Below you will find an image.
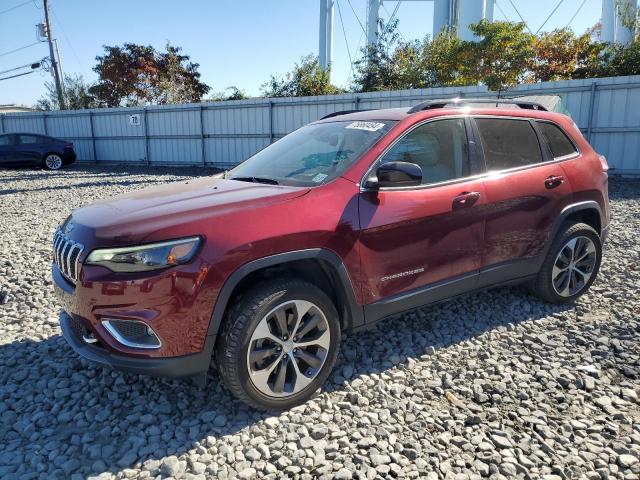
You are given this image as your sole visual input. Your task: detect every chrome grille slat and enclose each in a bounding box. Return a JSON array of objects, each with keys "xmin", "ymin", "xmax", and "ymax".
[{"xmin": 52, "ymin": 229, "xmax": 84, "ymax": 284}]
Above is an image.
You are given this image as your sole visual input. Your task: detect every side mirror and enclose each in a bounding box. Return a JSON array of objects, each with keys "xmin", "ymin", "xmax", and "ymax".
[{"xmin": 365, "ymin": 161, "xmax": 422, "ymax": 189}]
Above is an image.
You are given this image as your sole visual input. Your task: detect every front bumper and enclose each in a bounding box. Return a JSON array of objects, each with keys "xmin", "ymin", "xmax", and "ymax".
[{"xmin": 60, "ymin": 310, "xmax": 214, "ymax": 378}]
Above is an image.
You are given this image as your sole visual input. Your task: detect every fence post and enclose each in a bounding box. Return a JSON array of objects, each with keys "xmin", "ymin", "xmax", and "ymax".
[
  {"xmin": 269, "ymin": 101, "xmax": 274, "ymax": 143},
  {"xmin": 143, "ymin": 107, "xmax": 150, "ymax": 165},
  {"xmin": 89, "ymin": 111, "xmax": 97, "ymax": 163},
  {"xmin": 200, "ymin": 104, "xmax": 206, "ymax": 167},
  {"xmin": 0, "ymin": 114, "xmax": 4, "ymax": 133},
  {"xmin": 354, "ymin": 96, "xmax": 360, "ymax": 110},
  {"xmin": 586, "ymin": 81, "xmax": 597, "ymax": 142},
  {"xmin": 43, "ymin": 113, "xmax": 48, "ymax": 135}
]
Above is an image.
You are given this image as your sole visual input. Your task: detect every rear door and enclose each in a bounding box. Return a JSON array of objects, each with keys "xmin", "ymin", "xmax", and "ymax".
[
  {"xmin": 13, "ymin": 134, "xmax": 44, "ymax": 165},
  {"xmin": 357, "ymin": 117, "xmax": 486, "ymax": 314},
  {"xmin": 474, "ymin": 116, "xmax": 572, "ymax": 286}
]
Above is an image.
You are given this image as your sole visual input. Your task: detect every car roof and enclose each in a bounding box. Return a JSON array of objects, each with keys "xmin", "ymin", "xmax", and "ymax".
[{"xmin": 314, "ymin": 97, "xmax": 565, "ymax": 124}]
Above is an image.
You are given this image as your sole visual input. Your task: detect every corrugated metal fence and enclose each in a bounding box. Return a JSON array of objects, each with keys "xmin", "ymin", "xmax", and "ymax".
[{"xmin": 1, "ymin": 75, "xmax": 639, "ymax": 173}]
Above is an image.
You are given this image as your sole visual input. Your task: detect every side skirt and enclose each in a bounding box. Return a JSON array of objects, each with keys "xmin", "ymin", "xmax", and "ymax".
[{"xmin": 360, "ymin": 257, "xmax": 541, "ymax": 328}]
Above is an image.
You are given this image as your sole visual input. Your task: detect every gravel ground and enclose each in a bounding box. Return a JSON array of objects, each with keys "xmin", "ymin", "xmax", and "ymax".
[{"xmin": 0, "ymin": 165, "xmax": 639, "ymax": 480}]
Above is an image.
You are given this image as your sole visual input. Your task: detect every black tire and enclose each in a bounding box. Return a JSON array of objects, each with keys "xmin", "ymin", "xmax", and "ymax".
[
  {"xmin": 216, "ymin": 279, "xmax": 341, "ymax": 410},
  {"xmin": 42, "ymin": 153, "xmax": 63, "ymax": 170},
  {"xmin": 533, "ymin": 222, "xmax": 602, "ymax": 304}
]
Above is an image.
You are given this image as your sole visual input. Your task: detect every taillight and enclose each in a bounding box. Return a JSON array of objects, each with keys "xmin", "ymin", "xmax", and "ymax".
[{"xmin": 598, "ymin": 154, "xmax": 609, "ymax": 172}]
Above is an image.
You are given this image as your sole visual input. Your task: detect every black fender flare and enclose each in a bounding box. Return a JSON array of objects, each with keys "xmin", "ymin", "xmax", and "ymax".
[
  {"xmin": 542, "ymin": 200, "xmax": 603, "ymax": 259},
  {"xmin": 204, "ymin": 248, "xmax": 364, "ymax": 343}
]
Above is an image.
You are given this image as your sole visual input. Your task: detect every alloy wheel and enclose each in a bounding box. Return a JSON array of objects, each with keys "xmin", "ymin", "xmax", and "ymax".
[
  {"xmin": 247, "ymin": 299, "xmax": 331, "ymax": 398},
  {"xmin": 552, "ymin": 235, "xmax": 597, "ymax": 297},
  {"xmin": 45, "ymin": 154, "xmax": 63, "ymax": 170}
]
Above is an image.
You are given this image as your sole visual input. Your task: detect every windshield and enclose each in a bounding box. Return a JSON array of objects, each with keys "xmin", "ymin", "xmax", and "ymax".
[{"xmin": 229, "ymin": 120, "xmax": 396, "ymax": 186}]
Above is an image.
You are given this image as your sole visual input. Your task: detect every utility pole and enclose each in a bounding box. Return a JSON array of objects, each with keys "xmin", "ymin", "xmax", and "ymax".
[{"xmin": 43, "ymin": 0, "xmax": 65, "ymax": 109}]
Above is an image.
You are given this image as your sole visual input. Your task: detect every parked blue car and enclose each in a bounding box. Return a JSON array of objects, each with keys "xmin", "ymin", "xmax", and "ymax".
[{"xmin": 0, "ymin": 133, "xmax": 76, "ymax": 170}]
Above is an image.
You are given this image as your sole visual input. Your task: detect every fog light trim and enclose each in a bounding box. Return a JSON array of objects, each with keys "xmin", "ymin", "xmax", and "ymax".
[{"xmin": 102, "ymin": 319, "xmax": 162, "ymax": 349}]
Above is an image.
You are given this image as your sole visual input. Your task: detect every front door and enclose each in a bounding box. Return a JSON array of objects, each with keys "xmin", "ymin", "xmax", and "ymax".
[
  {"xmin": 357, "ymin": 118, "xmax": 486, "ymax": 320},
  {"xmin": 0, "ymin": 134, "xmax": 15, "ymax": 164},
  {"xmin": 473, "ymin": 116, "xmax": 573, "ymax": 286}
]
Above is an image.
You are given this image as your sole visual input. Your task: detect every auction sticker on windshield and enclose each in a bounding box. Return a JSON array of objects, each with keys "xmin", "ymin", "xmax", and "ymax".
[{"xmin": 345, "ymin": 121, "xmax": 386, "ymax": 132}]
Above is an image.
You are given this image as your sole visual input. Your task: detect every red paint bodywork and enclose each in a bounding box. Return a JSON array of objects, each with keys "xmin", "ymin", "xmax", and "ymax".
[{"xmin": 54, "ymin": 107, "xmax": 609, "ymax": 360}]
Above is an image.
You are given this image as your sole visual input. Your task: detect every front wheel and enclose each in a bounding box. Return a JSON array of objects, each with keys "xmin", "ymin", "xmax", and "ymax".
[
  {"xmin": 216, "ymin": 279, "xmax": 341, "ymax": 410},
  {"xmin": 533, "ymin": 222, "xmax": 602, "ymax": 304},
  {"xmin": 43, "ymin": 154, "xmax": 63, "ymax": 170}
]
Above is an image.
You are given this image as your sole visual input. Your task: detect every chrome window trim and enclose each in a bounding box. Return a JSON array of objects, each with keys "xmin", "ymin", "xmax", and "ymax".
[
  {"xmin": 359, "ymin": 115, "xmax": 473, "ymax": 192},
  {"xmin": 533, "ymin": 119, "xmax": 582, "ymax": 160},
  {"xmin": 102, "ymin": 319, "xmax": 162, "ymax": 350}
]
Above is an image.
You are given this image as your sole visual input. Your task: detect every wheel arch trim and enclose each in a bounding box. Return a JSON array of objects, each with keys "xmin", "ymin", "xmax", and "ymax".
[
  {"xmin": 544, "ymin": 201, "xmax": 603, "ymax": 258},
  {"xmin": 205, "ymin": 248, "xmax": 364, "ymax": 341}
]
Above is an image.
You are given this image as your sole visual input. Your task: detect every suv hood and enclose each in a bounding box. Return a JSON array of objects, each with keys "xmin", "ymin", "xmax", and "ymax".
[{"xmin": 70, "ymin": 177, "xmax": 310, "ymax": 241}]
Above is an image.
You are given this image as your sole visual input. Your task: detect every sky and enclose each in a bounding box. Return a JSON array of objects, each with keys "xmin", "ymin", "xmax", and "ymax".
[{"xmin": 0, "ymin": 0, "xmax": 603, "ymax": 107}]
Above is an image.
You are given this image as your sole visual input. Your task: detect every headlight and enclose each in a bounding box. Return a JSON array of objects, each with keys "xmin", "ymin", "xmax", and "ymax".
[{"xmin": 85, "ymin": 237, "xmax": 201, "ymax": 273}]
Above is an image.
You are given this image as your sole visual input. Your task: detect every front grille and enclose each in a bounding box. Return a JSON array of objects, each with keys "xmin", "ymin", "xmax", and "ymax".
[{"xmin": 53, "ymin": 229, "xmax": 84, "ymax": 283}]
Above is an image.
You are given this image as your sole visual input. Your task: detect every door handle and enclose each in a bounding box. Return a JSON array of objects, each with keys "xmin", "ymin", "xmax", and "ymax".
[
  {"xmin": 452, "ymin": 191, "xmax": 481, "ymax": 209},
  {"xmin": 544, "ymin": 175, "xmax": 565, "ymax": 189}
]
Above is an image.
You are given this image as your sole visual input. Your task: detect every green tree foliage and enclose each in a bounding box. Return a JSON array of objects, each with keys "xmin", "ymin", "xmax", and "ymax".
[
  {"xmin": 36, "ymin": 74, "xmax": 96, "ymax": 111},
  {"xmin": 598, "ymin": 40, "xmax": 640, "ymax": 76},
  {"xmin": 351, "ymin": 19, "xmax": 403, "ymax": 91},
  {"xmin": 528, "ymin": 29, "xmax": 601, "ymax": 81},
  {"xmin": 89, "ymin": 43, "xmax": 209, "ymax": 107},
  {"xmin": 209, "ymin": 86, "xmax": 248, "ymax": 102},
  {"xmin": 467, "ymin": 20, "xmax": 534, "ymax": 91},
  {"xmin": 261, "ymin": 55, "xmax": 343, "ymax": 97}
]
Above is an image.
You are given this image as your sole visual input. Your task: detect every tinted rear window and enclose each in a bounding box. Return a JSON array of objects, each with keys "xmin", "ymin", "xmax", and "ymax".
[
  {"xmin": 536, "ymin": 121, "xmax": 577, "ymax": 158},
  {"xmin": 476, "ymin": 118, "xmax": 543, "ymax": 171}
]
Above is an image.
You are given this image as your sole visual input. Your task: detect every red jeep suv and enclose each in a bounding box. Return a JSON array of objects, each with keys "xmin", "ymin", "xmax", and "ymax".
[{"xmin": 53, "ymin": 98, "xmax": 609, "ymax": 410}]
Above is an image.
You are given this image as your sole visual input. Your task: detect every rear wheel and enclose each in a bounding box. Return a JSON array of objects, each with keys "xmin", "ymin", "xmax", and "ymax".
[
  {"xmin": 43, "ymin": 153, "xmax": 63, "ymax": 170},
  {"xmin": 216, "ymin": 279, "xmax": 341, "ymax": 410},
  {"xmin": 533, "ymin": 222, "xmax": 602, "ymax": 304}
]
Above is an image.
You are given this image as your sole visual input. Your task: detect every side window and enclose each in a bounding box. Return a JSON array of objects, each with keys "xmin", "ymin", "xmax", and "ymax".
[
  {"xmin": 536, "ymin": 121, "xmax": 577, "ymax": 158},
  {"xmin": 380, "ymin": 118, "xmax": 469, "ymax": 184},
  {"xmin": 475, "ymin": 118, "xmax": 543, "ymax": 171},
  {"xmin": 18, "ymin": 135, "xmax": 39, "ymax": 145},
  {"xmin": 0, "ymin": 135, "xmax": 11, "ymax": 146}
]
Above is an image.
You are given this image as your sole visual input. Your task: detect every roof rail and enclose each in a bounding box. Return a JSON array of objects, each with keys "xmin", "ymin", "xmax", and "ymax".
[
  {"xmin": 320, "ymin": 109, "xmax": 371, "ymax": 120},
  {"xmin": 407, "ymin": 97, "xmax": 548, "ymax": 114}
]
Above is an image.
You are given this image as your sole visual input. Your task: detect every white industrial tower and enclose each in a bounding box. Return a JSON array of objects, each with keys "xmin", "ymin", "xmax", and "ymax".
[
  {"xmin": 601, "ymin": 0, "xmax": 638, "ymax": 44},
  {"xmin": 319, "ymin": 0, "xmax": 639, "ymax": 73}
]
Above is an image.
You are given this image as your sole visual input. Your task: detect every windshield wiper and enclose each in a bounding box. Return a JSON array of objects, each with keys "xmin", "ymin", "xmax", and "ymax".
[{"xmin": 229, "ymin": 176, "xmax": 279, "ymax": 185}]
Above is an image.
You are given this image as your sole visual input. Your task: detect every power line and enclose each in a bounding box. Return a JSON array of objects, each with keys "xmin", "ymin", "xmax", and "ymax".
[
  {"xmin": 0, "ymin": 0, "xmax": 32, "ymax": 15},
  {"xmin": 494, "ymin": 1, "xmax": 509, "ymax": 21},
  {"xmin": 566, "ymin": 0, "xmax": 588, "ymax": 29},
  {"xmin": 335, "ymin": 0, "xmax": 354, "ymax": 73},
  {"xmin": 507, "ymin": 0, "xmax": 533, "ymax": 33},
  {"xmin": 51, "ymin": 6, "xmax": 87, "ymax": 75},
  {"xmin": 345, "ymin": 0, "xmax": 366, "ymax": 36},
  {"xmin": 0, "ymin": 70, "xmax": 38, "ymax": 81},
  {"xmin": 536, "ymin": 0, "xmax": 565, "ymax": 34},
  {"xmin": 0, "ymin": 61, "xmax": 41, "ymax": 76},
  {"xmin": 0, "ymin": 41, "xmax": 41, "ymax": 58}
]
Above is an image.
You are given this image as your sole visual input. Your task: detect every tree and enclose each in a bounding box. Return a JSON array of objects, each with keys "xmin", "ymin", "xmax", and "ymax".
[
  {"xmin": 468, "ymin": 20, "xmax": 534, "ymax": 91},
  {"xmin": 261, "ymin": 55, "xmax": 342, "ymax": 97},
  {"xmin": 36, "ymin": 73, "xmax": 96, "ymax": 110},
  {"xmin": 599, "ymin": 40, "xmax": 640, "ymax": 76},
  {"xmin": 209, "ymin": 86, "xmax": 248, "ymax": 101},
  {"xmin": 89, "ymin": 43, "xmax": 209, "ymax": 107},
  {"xmin": 421, "ymin": 30, "xmax": 473, "ymax": 87},
  {"xmin": 351, "ymin": 19, "xmax": 402, "ymax": 92},
  {"xmin": 529, "ymin": 29, "xmax": 596, "ymax": 81}
]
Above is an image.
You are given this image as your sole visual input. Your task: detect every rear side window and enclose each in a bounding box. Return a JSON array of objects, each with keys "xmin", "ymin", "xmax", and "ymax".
[
  {"xmin": 475, "ymin": 118, "xmax": 543, "ymax": 171},
  {"xmin": 0, "ymin": 135, "xmax": 11, "ymax": 146},
  {"xmin": 536, "ymin": 121, "xmax": 577, "ymax": 158},
  {"xmin": 18, "ymin": 135, "xmax": 40, "ymax": 145}
]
